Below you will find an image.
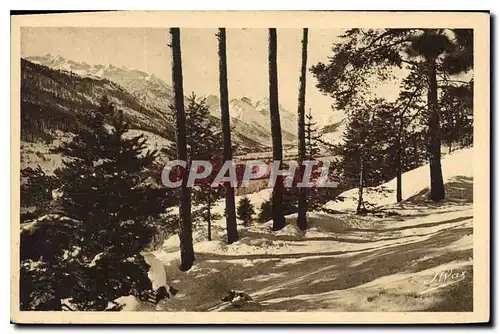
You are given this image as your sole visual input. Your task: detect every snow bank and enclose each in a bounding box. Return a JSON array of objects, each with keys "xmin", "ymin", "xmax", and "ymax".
[
  {"xmin": 144, "ymin": 253, "xmax": 170, "ymax": 290},
  {"xmin": 142, "ymin": 148, "xmax": 473, "ymax": 312},
  {"xmin": 107, "ymin": 295, "xmax": 140, "ymax": 311},
  {"xmin": 326, "ymin": 148, "xmax": 473, "ymax": 212}
]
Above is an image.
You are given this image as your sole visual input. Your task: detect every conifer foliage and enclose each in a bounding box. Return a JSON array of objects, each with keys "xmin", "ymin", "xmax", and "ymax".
[
  {"xmin": 168, "ymin": 94, "xmax": 225, "ymax": 241},
  {"xmin": 297, "ymin": 28, "xmax": 309, "ymax": 231},
  {"xmin": 20, "ymin": 96, "xmax": 167, "ymax": 310},
  {"xmin": 311, "ymin": 28, "xmax": 474, "ymax": 202},
  {"xmin": 304, "ymin": 109, "xmax": 339, "ymax": 211},
  {"xmin": 237, "ymin": 196, "xmax": 255, "ymax": 226},
  {"xmin": 439, "ymin": 81, "xmax": 473, "ymax": 152},
  {"xmin": 20, "ymin": 166, "xmax": 60, "ymax": 221},
  {"xmin": 305, "ymin": 109, "xmax": 322, "ymax": 160},
  {"xmin": 338, "ymin": 101, "xmax": 386, "ymax": 214}
]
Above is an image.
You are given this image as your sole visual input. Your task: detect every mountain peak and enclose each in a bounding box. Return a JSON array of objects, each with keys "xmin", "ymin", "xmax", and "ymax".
[
  {"xmin": 254, "ymin": 96, "xmax": 287, "ymax": 113},
  {"xmin": 240, "ymin": 96, "xmax": 253, "ymax": 105},
  {"xmin": 199, "ymin": 94, "xmax": 220, "ymax": 111}
]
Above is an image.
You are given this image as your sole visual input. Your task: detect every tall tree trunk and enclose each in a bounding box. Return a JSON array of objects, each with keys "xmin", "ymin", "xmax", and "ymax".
[
  {"xmin": 396, "ymin": 111, "xmax": 404, "ymax": 203},
  {"xmin": 297, "ymin": 28, "xmax": 308, "ymax": 231},
  {"xmin": 396, "ymin": 147, "xmax": 402, "ymax": 203},
  {"xmin": 207, "ymin": 188, "xmax": 212, "ymax": 241},
  {"xmin": 217, "ymin": 28, "xmax": 239, "ymax": 244},
  {"xmin": 170, "ymin": 28, "xmax": 194, "ymax": 271},
  {"xmin": 268, "ymin": 28, "xmax": 285, "ymax": 231},
  {"xmin": 427, "ymin": 59, "xmax": 445, "ymax": 201},
  {"xmin": 356, "ymin": 158, "xmax": 364, "ymax": 214}
]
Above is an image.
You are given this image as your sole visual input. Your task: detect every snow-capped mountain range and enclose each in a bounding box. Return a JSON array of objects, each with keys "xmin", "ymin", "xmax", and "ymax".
[
  {"xmin": 203, "ymin": 95, "xmax": 297, "ymax": 143},
  {"xmin": 27, "ymin": 54, "xmax": 298, "ymax": 145},
  {"xmin": 28, "ymin": 54, "xmax": 174, "ymax": 115}
]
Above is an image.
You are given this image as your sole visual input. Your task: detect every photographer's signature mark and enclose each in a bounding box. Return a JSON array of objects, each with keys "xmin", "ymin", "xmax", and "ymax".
[{"xmin": 420, "ymin": 269, "xmax": 467, "ymax": 295}]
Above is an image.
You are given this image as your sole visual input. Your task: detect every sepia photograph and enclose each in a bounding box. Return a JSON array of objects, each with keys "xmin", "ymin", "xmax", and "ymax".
[{"xmin": 10, "ymin": 11, "xmax": 490, "ymax": 324}]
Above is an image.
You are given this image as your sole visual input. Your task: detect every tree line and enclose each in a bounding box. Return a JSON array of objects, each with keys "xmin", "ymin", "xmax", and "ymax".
[
  {"xmin": 168, "ymin": 28, "xmax": 320, "ymax": 270},
  {"xmin": 168, "ymin": 28, "xmax": 473, "ymax": 269},
  {"xmin": 311, "ymin": 28, "xmax": 473, "ymax": 213}
]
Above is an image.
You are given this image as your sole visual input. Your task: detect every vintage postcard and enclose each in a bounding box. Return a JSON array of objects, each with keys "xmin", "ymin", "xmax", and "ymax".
[{"xmin": 11, "ymin": 11, "xmax": 490, "ymax": 324}]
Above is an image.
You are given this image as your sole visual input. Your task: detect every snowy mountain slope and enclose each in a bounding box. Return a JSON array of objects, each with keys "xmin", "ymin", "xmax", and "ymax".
[
  {"xmin": 136, "ymin": 147, "xmax": 473, "ymax": 312},
  {"xmin": 22, "ymin": 58, "xmax": 269, "ymax": 154},
  {"xmin": 21, "ymin": 59, "xmax": 176, "ymax": 142},
  {"xmin": 321, "ymin": 117, "xmax": 347, "ymax": 145},
  {"xmin": 314, "ymin": 108, "xmax": 348, "ymax": 146},
  {"xmin": 29, "ymin": 54, "xmax": 176, "ymax": 117},
  {"xmin": 325, "ymin": 148, "xmax": 473, "ymax": 212},
  {"xmin": 254, "ymin": 97, "xmax": 298, "ymax": 141},
  {"xmin": 27, "ymin": 54, "xmax": 296, "ymax": 147},
  {"xmin": 203, "ymin": 95, "xmax": 297, "ymax": 144}
]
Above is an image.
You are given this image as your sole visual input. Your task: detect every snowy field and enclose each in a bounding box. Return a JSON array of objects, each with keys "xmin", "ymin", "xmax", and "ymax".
[{"xmin": 126, "ymin": 148, "xmax": 473, "ymax": 312}]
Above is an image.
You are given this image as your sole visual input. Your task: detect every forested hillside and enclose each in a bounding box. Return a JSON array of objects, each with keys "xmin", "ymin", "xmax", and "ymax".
[
  {"xmin": 21, "ymin": 59, "xmax": 175, "ymax": 143},
  {"xmin": 21, "ymin": 59, "xmax": 266, "ymax": 152}
]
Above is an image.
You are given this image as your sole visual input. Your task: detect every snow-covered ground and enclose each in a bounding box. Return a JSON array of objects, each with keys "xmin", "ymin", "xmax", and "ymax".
[
  {"xmin": 134, "ymin": 148, "xmax": 473, "ymax": 312},
  {"xmin": 20, "ymin": 132, "xmax": 74, "ymax": 174},
  {"xmin": 326, "ymin": 148, "xmax": 473, "ymax": 212}
]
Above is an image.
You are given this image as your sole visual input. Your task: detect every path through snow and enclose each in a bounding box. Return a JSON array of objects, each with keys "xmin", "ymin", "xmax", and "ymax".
[{"xmin": 143, "ymin": 149, "xmax": 474, "ymax": 312}]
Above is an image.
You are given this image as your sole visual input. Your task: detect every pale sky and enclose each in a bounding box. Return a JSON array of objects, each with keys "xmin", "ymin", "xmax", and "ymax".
[{"xmin": 21, "ymin": 27, "xmax": 401, "ymax": 124}]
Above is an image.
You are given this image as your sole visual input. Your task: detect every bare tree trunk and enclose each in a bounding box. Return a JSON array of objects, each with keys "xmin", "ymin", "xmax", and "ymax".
[
  {"xmin": 268, "ymin": 28, "xmax": 285, "ymax": 231},
  {"xmin": 396, "ymin": 156, "xmax": 402, "ymax": 203},
  {"xmin": 356, "ymin": 158, "xmax": 365, "ymax": 214},
  {"xmin": 207, "ymin": 188, "xmax": 212, "ymax": 241},
  {"xmin": 217, "ymin": 28, "xmax": 239, "ymax": 244},
  {"xmin": 427, "ymin": 59, "xmax": 445, "ymax": 201},
  {"xmin": 170, "ymin": 28, "xmax": 194, "ymax": 271},
  {"xmin": 297, "ymin": 28, "xmax": 308, "ymax": 231},
  {"xmin": 396, "ymin": 156, "xmax": 403, "ymax": 203},
  {"xmin": 396, "ymin": 111, "xmax": 403, "ymax": 203}
]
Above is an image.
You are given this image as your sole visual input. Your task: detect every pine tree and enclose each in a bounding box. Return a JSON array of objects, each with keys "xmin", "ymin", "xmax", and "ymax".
[
  {"xmin": 21, "ymin": 96, "xmax": 168, "ymax": 311},
  {"xmin": 20, "ymin": 166, "xmax": 60, "ymax": 221},
  {"xmin": 55, "ymin": 96, "xmax": 166, "ymax": 310},
  {"xmin": 305, "ymin": 109, "xmax": 321, "ymax": 160},
  {"xmin": 217, "ymin": 28, "xmax": 239, "ymax": 244},
  {"xmin": 237, "ymin": 196, "xmax": 255, "ymax": 226},
  {"xmin": 168, "ymin": 94, "xmax": 225, "ymax": 241},
  {"xmin": 170, "ymin": 27, "xmax": 195, "ymax": 270},
  {"xmin": 405, "ymin": 30, "xmax": 454, "ymax": 201},
  {"xmin": 439, "ymin": 81, "xmax": 473, "ymax": 152},
  {"xmin": 311, "ymin": 28, "xmax": 473, "ymax": 202},
  {"xmin": 391, "ymin": 68, "xmax": 428, "ymax": 202},
  {"xmin": 338, "ymin": 95, "xmax": 427, "ymax": 208},
  {"xmin": 303, "ymin": 109, "xmax": 331, "ymax": 211},
  {"xmin": 338, "ymin": 100, "xmax": 387, "ymax": 214},
  {"xmin": 297, "ymin": 28, "xmax": 309, "ymax": 231},
  {"xmin": 268, "ymin": 28, "xmax": 286, "ymax": 231},
  {"xmin": 257, "ymin": 199, "xmax": 273, "ymax": 223},
  {"xmin": 20, "ymin": 214, "xmax": 80, "ymax": 310}
]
